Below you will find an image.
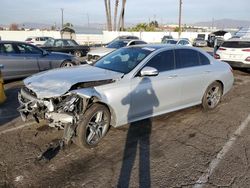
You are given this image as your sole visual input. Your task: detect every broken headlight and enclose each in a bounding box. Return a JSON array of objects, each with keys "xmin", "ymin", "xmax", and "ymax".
[{"xmin": 58, "ymin": 95, "xmax": 79, "ymax": 113}]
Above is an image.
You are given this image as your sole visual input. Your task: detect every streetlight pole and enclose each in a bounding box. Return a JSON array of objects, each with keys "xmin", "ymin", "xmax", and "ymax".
[
  {"xmin": 61, "ymin": 8, "xmax": 64, "ymax": 29},
  {"xmin": 178, "ymin": 0, "xmax": 182, "ymax": 38}
]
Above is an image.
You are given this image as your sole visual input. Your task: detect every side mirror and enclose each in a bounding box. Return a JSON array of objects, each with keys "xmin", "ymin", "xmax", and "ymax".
[
  {"xmin": 0, "ymin": 64, "xmax": 4, "ymax": 69},
  {"xmin": 140, "ymin": 66, "xmax": 159, "ymax": 77}
]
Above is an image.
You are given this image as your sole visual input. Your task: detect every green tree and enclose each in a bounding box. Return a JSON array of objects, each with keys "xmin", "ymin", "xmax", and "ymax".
[
  {"xmin": 149, "ymin": 20, "xmax": 159, "ymax": 28},
  {"xmin": 63, "ymin": 22, "xmax": 73, "ymax": 28},
  {"xmin": 128, "ymin": 23, "xmax": 156, "ymax": 32}
]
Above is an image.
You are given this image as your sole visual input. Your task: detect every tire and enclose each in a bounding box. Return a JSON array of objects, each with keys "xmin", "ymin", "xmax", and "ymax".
[
  {"xmin": 74, "ymin": 50, "xmax": 82, "ymax": 57},
  {"xmin": 60, "ymin": 60, "xmax": 76, "ymax": 67},
  {"xmin": 202, "ymin": 81, "xmax": 223, "ymax": 110},
  {"xmin": 75, "ymin": 103, "xmax": 111, "ymax": 148}
]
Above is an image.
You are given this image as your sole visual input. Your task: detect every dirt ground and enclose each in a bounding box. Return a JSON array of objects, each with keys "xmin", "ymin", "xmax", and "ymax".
[{"xmin": 0, "ymin": 69, "xmax": 250, "ymax": 188}]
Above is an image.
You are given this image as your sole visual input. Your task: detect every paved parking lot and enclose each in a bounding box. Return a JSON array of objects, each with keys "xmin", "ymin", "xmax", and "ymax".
[{"xmin": 0, "ymin": 69, "xmax": 250, "ymax": 187}]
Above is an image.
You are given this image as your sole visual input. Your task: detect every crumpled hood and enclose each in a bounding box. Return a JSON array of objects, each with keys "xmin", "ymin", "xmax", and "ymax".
[
  {"xmin": 88, "ymin": 47, "xmax": 115, "ymax": 57},
  {"xmin": 24, "ymin": 64, "xmax": 123, "ymax": 99}
]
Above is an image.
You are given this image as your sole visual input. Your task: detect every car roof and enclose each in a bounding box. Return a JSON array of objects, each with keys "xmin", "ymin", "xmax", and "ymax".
[
  {"xmin": 126, "ymin": 44, "xmax": 193, "ymax": 51},
  {"xmin": 0, "ymin": 40, "xmax": 29, "ymax": 44},
  {"xmin": 227, "ymin": 38, "xmax": 250, "ymax": 42},
  {"xmin": 54, "ymin": 39, "xmax": 74, "ymax": 41}
]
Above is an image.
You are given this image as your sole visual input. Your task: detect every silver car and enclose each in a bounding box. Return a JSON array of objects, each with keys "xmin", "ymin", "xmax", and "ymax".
[
  {"xmin": 18, "ymin": 45, "xmax": 234, "ymax": 148},
  {"xmin": 0, "ymin": 41, "xmax": 81, "ymax": 80},
  {"xmin": 86, "ymin": 39, "xmax": 147, "ymax": 63}
]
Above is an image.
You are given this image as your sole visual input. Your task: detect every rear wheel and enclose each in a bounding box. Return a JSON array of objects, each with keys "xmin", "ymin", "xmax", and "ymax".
[
  {"xmin": 60, "ymin": 60, "xmax": 75, "ymax": 67},
  {"xmin": 75, "ymin": 103, "xmax": 111, "ymax": 148},
  {"xmin": 202, "ymin": 82, "xmax": 223, "ymax": 110}
]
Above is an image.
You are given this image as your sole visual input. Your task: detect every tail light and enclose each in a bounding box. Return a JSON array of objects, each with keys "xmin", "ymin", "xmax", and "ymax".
[
  {"xmin": 242, "ymin": 49, "xmax": 250, "ymax": 52},
  {"xmin": 214, "ymin": 53, "xmax": 220, "ymax": 59},
  {"xmin": 218, "ymin": 47, "xmax": 226, "ymax": 51},
  {"xmin": 245, "ymin": 57, "xmax": 250, "ymax": 62}
]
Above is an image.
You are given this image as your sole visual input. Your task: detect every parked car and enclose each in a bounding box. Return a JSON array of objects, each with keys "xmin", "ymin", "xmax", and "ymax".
[
  {"xmin": 161, "ymin": 35, "xmax": 173, "ymax": 43},
  {"xmin": 162, "ymin": 39, "xmax": 192, "ymax": 46},
  {"xmin": 112, "ymin": 35, "xmax": 139, "ymax": 41},
  {"xmin": 41, "ymin": 39, "xmax": 90, "ymax": 58},
  {"xmin": 25, "ymin": 36, "xmax": 54, "ymax": 47},
  {"xmin": 193, "ymin": 38, "xmax": 208, "ymax": 47},
  {"xmin": 18, "ymin": 44, "xmax": 234, "ymax": 148},
  {"xmin": 215, "ymin": 38, "xmax": 250, "ymax": 68},
  {"xmin": 86, "ymin": 39, "xmax": 147, "ymax": 63},
  {"xmin": 0, "ymin": 41, "xmax": 81, "ymax": 80}
]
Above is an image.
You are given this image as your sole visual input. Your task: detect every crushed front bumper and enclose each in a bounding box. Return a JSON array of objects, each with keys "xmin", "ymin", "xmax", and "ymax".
[{"xmin": 17, "ymin": 87, "xmax": 76, "ymax": 128}]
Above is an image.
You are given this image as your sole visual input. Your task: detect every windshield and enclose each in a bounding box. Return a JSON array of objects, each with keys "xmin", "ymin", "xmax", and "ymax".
[
  {"xmin": 94, "ymin": 47, "xmax": 153, "ymax": 74},
  {"xmin": 196, "ymin": 38, "xmax": 204, "ymax": 41},
  {"xmin": 106, "ymin": 40, "xmax": 129, "ymax": 49},
  {"xmin": 164, "ymin": 40, "xmax": 177, "ymax": 44}
]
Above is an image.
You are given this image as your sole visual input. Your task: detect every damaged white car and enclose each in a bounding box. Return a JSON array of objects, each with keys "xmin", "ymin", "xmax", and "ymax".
[{"xmin": 18, "ymin": 45, "xmax": 234, "ymax": 148}]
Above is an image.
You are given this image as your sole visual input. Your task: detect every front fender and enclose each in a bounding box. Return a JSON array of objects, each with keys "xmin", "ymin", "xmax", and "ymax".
[
  {"xmin": 70, "ymin": 88, "xmax": 116, "ymax": 126},
  {"xmin": 70, "ymin": 88, "xmax": 102, "ymax": 100}
]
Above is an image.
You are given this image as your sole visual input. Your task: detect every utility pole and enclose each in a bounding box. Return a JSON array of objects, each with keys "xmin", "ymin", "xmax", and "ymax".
[
  {"xmin": 61, "ymin": 8, "xmax": 64, "ymax": 29},
  {"xmin": 178, "ymin": 0, "xmax": 182, "ymax": 38}
]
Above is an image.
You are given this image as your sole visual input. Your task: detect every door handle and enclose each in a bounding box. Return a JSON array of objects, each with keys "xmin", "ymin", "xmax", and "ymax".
[{"xmin": 168, "ymin": 74, "xmax": 178, "ymax": 78}]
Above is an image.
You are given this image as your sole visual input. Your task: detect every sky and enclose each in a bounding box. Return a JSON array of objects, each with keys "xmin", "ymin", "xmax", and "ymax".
[{"xmin": 0, "ymin": 0, "xmax": 249, "ymax": 27}]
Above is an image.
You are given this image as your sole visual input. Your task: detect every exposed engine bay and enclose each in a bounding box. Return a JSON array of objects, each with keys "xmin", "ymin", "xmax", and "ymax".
[{"xmin": 17, "ymin": 79, "xmax": 114, "ymax": 144}]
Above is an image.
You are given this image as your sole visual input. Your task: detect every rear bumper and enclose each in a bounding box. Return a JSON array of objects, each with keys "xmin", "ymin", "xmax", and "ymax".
[{"xmin": 222, "ymin": 60, "xmax": 250, "ymax": 68}]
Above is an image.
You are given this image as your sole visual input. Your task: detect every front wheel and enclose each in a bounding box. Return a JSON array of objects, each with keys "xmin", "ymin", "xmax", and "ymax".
[
  {"xmin": 75, "ymin": 103, "xmax": 111, "ymax": 148},
  {"xmin": 202, "ymin": 82, "xmax": 223, "ymax": 110},
  {"xmin": 60, "ymin": 60, "xmax": 76, "ymax": 67}
]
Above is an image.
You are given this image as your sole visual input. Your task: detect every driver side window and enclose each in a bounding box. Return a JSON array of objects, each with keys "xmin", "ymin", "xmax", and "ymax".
[
  {"xmin": 145, "ymin": 50, "xmax": 175, "ymax": 72},
  {"xmin": 16, "ymin": 44, "xmax": 41, "ymax": 54}
]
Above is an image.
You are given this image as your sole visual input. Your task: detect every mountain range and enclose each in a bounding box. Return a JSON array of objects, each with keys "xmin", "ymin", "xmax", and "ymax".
[
  {"xmin": 1, "ymin": 19, "xmax": 249, "ymax": 33},
  {"xmin": 194, "ymin": 19, "xmax": 250, "ymax": 29}
]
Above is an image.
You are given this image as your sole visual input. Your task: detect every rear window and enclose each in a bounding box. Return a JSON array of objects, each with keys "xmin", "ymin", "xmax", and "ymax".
[
  {"xmin": 25, "ymin": 38, "xmax": 32, "ymax": 41},
  {"xmin": 175, "ymin": 49, "xmax": 200, "ymax": 69},
  {"xmin": 221, "ymin": 41, "xmax": 250, "ymax": 48}
]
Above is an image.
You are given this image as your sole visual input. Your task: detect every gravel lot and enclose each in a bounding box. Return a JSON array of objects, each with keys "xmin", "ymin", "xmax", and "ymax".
[{"xmin": 0, "ymin": 69, "xmax": 250, "ymax": 188}]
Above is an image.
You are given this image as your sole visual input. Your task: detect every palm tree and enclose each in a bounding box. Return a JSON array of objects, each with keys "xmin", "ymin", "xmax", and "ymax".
[
  {"xmin": 107, "ymin": 0, "xmax": 112, "ymax": 30},
  {"xmin": 113, "ymin": 0, "xmax": 119, "ymax": 31},
  {"xmin": 104, "ymin": 0, "xmax": 112, "ymax": 31},
  {"xmin": 118, "ymin": 0, "xmax": 126, "ymax": 31}
]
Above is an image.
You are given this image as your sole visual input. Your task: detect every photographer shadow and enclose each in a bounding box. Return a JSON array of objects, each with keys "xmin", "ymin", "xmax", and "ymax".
[{"xmin": 118, "ymin": 77, "xmax": 159, "ymax": 188}]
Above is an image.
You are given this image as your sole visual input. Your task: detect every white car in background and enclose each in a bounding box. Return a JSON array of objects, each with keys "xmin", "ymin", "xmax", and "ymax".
[
  {"xmin": 25, "ymin": 36, "xmax": 54, "ymax": 47},
  {"xmin": 162, "ymin": 39, "xmax": 192, "ymax": 46},
  {"xmin": 215, "ymin": 38, "xmax": 250, "ymax": 69},
  {"xmin": 86, "ymin": 39, "xmax": 147, "ymax": 63}
]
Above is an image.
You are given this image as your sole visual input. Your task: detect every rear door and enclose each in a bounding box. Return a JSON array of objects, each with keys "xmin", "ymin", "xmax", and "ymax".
[{"xmin": 174, "ymin": 49, "xmax": 211, "ymax": 105}]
